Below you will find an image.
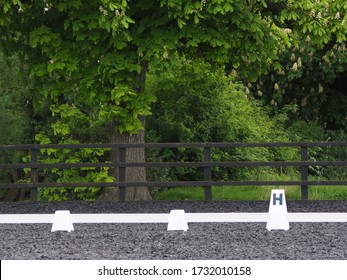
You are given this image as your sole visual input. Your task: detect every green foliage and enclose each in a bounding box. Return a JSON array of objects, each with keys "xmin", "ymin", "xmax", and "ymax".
[
  {"xmin": 146, "ymin": 59, "xmax": 299, "ymax": 185},
  {"xmin": 0, "ymin": 48, "xmax": 31, "ymax": 195},
  {"xmin": 0, "ymin": 50, "xmax": 30, "ymax": 144},
  {"xmin": 253, "ymin": 0, "xmax": 347, "ymax": 130},
  {"xmin": 26, "ymin": 134, "xmax": 114, "ymax": 201},
  {"xmin": 0, "ymin": 0, "xmax": 290, "ymax": 140},
  {"xmin": 1, "ymin": 0, "xmax": 153, "ymax": 135},
  {"xmin": 147, "ymin": 59, "xmax": 279, "ymax": 143},
  {"xmin": 30, "ymin": 99, "xmax": 111, "ymax": 201},
  {"xmin": 255, "ymin": 38, "xmax": 347, "ymax": 130},
  {"xmin": 285, "ymin": 121, "xmax": 347, "ymax": 181},
  {"xmin": 280, "ymin": 0, "xmax": 347, "ymax": 48}
]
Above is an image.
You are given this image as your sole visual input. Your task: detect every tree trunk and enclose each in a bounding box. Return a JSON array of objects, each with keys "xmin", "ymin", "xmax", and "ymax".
[
  {"xmin": 98, "ymin": 61, "xmax": 150, "ymax": 201},
  {"xmin": 98, "ymin": 117, "xmax": 151, "ymax": 201},
  {"xmin": 4, "ymin": 188, "xmax": 29, "ymax": 202}
]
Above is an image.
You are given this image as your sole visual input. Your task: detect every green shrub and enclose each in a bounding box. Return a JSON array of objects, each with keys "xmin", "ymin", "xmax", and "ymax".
[{"xmin": 145, "ymin": 59, "xmax": 300, "ymax": 193}]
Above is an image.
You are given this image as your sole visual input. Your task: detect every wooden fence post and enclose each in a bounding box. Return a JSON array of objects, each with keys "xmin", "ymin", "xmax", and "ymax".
[
  {"xmin": 30, "ymin": 147, "xmax": 38, "ymax": 202},
  {"xmin": 119, "ymin": 146, "xmax": 126, "ymax": 201},
  {"xmin": 204, "ymin": 146, "xmax": 212, "ymax": 201},
  {"xmin": 300, "ymin": 145, "xmax": 309, "ymax": 200}
]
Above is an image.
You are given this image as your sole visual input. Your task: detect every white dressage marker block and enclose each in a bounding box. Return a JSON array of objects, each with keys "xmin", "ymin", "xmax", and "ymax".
[
  {"xmin": 266, "ymin": 189, "xmax": 289, "ymax": 231},
  {"xmin": 167, "ymin": 210, "xmax": 188, "ymax": 231},
  {"xmin": 51, "ymin": 210, "xmax": 74, "ymax": 232}
]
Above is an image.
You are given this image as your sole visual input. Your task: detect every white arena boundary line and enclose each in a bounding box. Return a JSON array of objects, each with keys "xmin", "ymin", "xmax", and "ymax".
[
  {"xmin": 288, "ymin": 213, "xmax": 347, "ymax": 223},
  {"xmin": 71, "ymin": 213, "xmax": 170, "ymax": 223},
  {"xmin": 0, "ymin": 214, "xmax": 54, "ymax": 223},
  {"xmin": 0, "ymin": 212, "xmax": 268, "ymax": 224},
  {"xmin": 2, "ymin": 212, "xmax": 347, "ymax": 224}
]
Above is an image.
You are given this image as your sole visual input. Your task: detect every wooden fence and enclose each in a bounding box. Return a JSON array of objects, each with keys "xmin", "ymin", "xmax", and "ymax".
[{"xmin": 0, "ymin": 142, "xmax": 346, "ymax": 201}]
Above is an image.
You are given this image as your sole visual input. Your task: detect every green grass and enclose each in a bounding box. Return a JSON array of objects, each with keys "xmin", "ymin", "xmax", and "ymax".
[
  {"xmin": 153, "ymin": 185, "xmax": 347, "ymax": 201},
  {"xmin": 309, "ymin": 186, "xmax": 347, "ymax": 200}
]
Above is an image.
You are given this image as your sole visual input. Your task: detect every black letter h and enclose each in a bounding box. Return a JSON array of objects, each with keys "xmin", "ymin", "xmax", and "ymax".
[{"xmin": 273, "ymin": 193, "xmax": 283, "ymax": 206}]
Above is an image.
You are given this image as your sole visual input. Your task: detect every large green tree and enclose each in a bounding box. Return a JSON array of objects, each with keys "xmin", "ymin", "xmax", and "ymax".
[{"xmin": 1, "ymin": 0, "xmax": 288, "ymax": 200}]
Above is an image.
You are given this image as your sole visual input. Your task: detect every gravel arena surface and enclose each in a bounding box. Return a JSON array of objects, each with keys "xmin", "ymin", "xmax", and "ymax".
[{"xmin": 1, "ymin": 200, "xmax": 347, "ymax": 260}]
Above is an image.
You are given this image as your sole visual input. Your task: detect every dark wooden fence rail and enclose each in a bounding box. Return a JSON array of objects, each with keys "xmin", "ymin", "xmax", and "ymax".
[{"xmin": 0, "ymin": 142, "xmax": 346, "ymax": 201}]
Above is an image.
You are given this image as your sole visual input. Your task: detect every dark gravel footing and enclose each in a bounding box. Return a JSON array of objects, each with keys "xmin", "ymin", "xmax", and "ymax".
[{"xmin": 1, "ymin": 200, "xmax": 347, "ymax": 260}]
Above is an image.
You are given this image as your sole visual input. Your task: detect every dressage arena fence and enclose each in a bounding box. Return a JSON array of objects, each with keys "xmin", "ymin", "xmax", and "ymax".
[
  {"xmin": 2, "ymin": 189, "xmax": 347, "ymax": 231},
  {"xmin": 0, "ymin": 141, "xmax": 347, "ymax": 201}
]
